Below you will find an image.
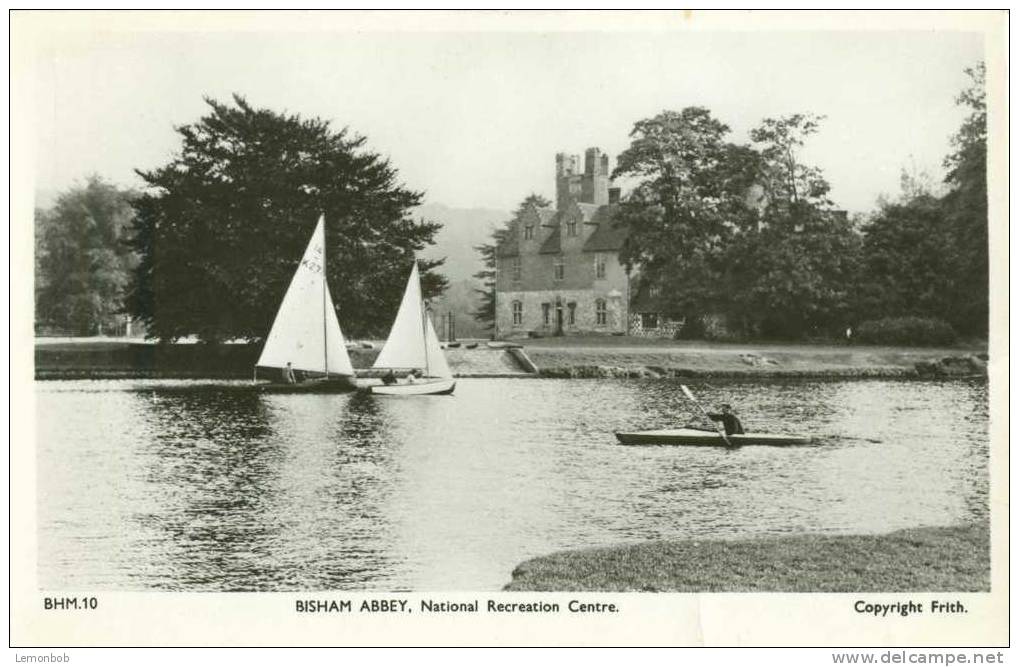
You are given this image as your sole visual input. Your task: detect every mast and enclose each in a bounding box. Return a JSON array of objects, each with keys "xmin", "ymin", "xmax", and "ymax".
[
  {"xmin": 322, "ymin": 216, "xmax": 329, "ymax": 379},
  {"xmin": 419, "ymin": 262, "xmax": 430, "ymax": 378}
]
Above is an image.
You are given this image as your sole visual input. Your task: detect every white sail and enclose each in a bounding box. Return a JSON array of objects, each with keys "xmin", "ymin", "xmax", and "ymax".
[
  {"xmin": 256, "ymin": 216, "xmax": 354, "ymax": 376},
  {"xmin": 423, "ymin": 314, "xmax": 453, "ymax": 379},
  {"xmin": 372, "ymin": 262, "xmax": 427, "ymax": 370}
]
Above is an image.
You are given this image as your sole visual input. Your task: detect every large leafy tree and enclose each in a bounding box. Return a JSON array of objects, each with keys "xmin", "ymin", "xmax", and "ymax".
[
  {"xmin": 128, "ymin": 95, "xmax": 444, "ymax": 342},
  {"xmin": 725, "ymin": 114, "xmax": 860, "ymax": 337},
  {"xmin": 726, "ymin": 204, "xmax": 861, "ymax": 337},
  {"xmin": 940, "ymin": 62, "xmax": 988, "ymax": 334},
  {"xmin": 749, "ymin": 113, "xmax": 833, "ymax": 211},
  {"xmin": 612, "ymin": 108, "xmax": 759, "ymax": 320},
  {"xmin": 855, "ymin": 62, "xmax": 988, "ymax": 337},
  {"xmin": 35, "ymin": 176, "xmax": 138, "ymax": 335},
  {"xmin": 856, "ymin": 194, "xmax": 954, "ymax": 322}
]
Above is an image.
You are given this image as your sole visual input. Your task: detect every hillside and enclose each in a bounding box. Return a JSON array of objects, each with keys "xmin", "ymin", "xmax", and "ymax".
[{"xmin": 415, "ymin": 203, "xmax": 509, "ymax": 283}]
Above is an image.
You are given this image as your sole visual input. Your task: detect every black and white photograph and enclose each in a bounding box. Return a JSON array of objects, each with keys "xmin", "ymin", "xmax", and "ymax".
[{"xmin": 11, "ymin": 9, "xmax": 1008, "ymax": 649}]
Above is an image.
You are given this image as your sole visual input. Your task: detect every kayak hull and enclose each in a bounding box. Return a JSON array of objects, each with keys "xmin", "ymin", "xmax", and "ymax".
[
  {"xmin": 369, "ymin": 379, "xmax": 456, "ymax": 396},
  {"xmin": 615, "ymin": 428, "xmax": 812, "ymax": 447}
]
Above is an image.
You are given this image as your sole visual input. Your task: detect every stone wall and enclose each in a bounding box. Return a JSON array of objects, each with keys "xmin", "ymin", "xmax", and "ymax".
[{"xmin": 496, "ymin": 288, "xmax": 627, "ymax": 338}]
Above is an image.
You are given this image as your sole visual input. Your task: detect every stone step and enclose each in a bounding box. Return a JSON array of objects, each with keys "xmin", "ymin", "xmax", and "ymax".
[{"xmin": 443, "ymin": 346, "xmax": 536, "ymax": 376}]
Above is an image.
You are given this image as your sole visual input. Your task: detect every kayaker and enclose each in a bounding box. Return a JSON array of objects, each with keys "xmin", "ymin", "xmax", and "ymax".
[{"xmin": 707, "ymin": 404, "xmax": 744, "ymax": 435}]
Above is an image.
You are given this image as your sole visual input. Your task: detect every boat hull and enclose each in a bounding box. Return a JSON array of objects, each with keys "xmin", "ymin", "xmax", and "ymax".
[
  {"xmin": 615, "ymin": 428, "xmax": 812, "ymax": 447},
  {"xmin": 256, "ymin": 376, "xmax": 357, "ymax": 393},
  {"xmin": 369, "ymin": 379, "xmax": 456, "ymax": 396}
]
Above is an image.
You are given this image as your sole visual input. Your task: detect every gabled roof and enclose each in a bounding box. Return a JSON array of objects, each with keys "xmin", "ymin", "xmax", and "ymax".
[
  {"xmin": 536, "ymin": 208, "xmax": 556, "ymax": 226},
  {"xmin": 576, "ymin": 202, "xmax": 600, "ymax": 222},
  {"xmin": 537, "ymin": 203, "xmax": 629, "ymax": 255},
  {"xmin": 582, "ymin": 204, "xmax": 628, "ymax": 251},
  {"xmin": 538, "ymin": 221, "xmax": 562, "ymax": 254},
  {"xmin": 496, "ymin": 222, "xmax": 520, "ymax": 257}
]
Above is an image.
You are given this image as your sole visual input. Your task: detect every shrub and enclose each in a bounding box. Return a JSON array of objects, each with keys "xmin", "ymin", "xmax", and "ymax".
[{"xmin": 855, "ymin": 317, "xmax": 957, "ymax": 346}]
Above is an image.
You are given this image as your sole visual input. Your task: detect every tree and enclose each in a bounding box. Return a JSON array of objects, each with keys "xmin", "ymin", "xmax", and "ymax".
[
  {"xmin": 472, "ymin": 194, "xmax": 549, "ymax": 330},
  {"xmin": 855, "ymin": 62, "xmax": 988, "ymax": 337},
  {"xmin": 612, "ymin": 108, "xmax": 759, "ymax": 321},
  {"xmin": 726, "ymin": 205, "xmax": 861, "ymax": 337},
  {"xmin": 472, "ymin": 229, "xmax": 505, "ymax": 331},
  {"xmin": 35, "ymin": 176, "xmax": 138, "ymax": 335},
  {"xmin": 128, "ymin": 95, "xmax": 444, "ymax": 342},
  {"xmin": 940, "ymin": 62, "xmax": 988, "ymax": 335},
  {"xmin": 857, "ymin": 194, "xmax": 954, "ymax": 322},
  {"xmin": 749, "ymin": 113, "xmax": 832, "ymax": 211},
  {"xmin": 725, "ymin": 114, "xmax": 860, "ymax": 337}
]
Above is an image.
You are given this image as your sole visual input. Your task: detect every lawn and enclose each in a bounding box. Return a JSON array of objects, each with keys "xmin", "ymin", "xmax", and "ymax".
[{"xmin": 504, "ymin": 524, "xmax": 989, "ymax": 592}]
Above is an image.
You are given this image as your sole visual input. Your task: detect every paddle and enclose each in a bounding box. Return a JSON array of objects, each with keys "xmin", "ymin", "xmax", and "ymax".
[{"xmin": 680, "ymin": 384, "xmax": 735, "ymax": 448}]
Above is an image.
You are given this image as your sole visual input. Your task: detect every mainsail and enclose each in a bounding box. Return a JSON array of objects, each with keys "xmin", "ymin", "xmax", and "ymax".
[
  {"xmin": 256, "ymin": 216, "xmax": 354, "ymax": 376},
  {"xmin": 372, "ymin": 262, "xmax": 452, "ymax": 379},
  {"xmin": 423, "ymin": 313, "xmax": 453, "ymax": 379}
]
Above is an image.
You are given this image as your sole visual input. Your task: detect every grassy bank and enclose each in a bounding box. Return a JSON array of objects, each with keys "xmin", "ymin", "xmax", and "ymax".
[
  {"xmin": 34, "ymin": 340, "xmax": 380, "ymax": 380},
  {"xmin": 34, "ymin": 337, "xmax": 987, "ymax": 380},
  {"xmin": 523, "ymin": 337, "xmax": 986, "ymax": 379},
  {"xmin": 505, "ymin": 524, "xmax": 989, "ymax": 592}
]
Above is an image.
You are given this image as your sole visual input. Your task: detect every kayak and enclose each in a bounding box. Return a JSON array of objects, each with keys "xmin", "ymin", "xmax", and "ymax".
[{"xmin": 615, "ymin": 428, "xmax": 813, "ymax": 447}]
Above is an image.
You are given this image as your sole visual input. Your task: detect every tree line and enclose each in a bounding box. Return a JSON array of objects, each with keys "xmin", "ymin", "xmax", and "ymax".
[
  {"xmin": 34, "ymin": 95, "xmax": 445, "ymax": 340},
  {"xmin": 35, "ymin": 64, "xmax": 987, "ymax": 344},
  {"xmin": 474, "ymin": 62, "xmax": 988, "ymax": 342}
]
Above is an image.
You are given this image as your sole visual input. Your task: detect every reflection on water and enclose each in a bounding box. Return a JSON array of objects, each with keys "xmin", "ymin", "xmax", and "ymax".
[{"xmin": 37, "ymin": 378, "xmax": 989, "ymax": 591}]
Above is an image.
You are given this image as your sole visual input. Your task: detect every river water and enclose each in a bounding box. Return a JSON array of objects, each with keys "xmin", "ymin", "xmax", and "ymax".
[{"xmin": 36, "ymin": 378, "xmax": 988, "ymax": 591}]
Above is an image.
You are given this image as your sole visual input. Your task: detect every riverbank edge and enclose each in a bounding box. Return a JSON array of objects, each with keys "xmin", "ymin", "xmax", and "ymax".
[
  {"xmin": 33, "ymin": 341, "xmax": 987, "ymax": 381},
  {"xmin": 503, "ymin": 524, "xmax": 989, "ymax": 592}
]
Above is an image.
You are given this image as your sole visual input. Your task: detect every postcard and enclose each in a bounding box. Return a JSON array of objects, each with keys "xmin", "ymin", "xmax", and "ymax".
[{"xmin": 10, "ymin": 9, "xmax": 1008, "ymax": 649}]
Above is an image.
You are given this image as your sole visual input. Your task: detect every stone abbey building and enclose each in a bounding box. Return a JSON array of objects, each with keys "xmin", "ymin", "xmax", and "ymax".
[{"xmin": 494, "ymin": 147, "xmax": 632, "ymax": 337}]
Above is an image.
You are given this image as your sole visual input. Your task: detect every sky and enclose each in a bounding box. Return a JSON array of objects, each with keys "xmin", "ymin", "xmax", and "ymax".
[{"xmin": 21, "ymin": 13, "xmax": 985, "ymax": 215}]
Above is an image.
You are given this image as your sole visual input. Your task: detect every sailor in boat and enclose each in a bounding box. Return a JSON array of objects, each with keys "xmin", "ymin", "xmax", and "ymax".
[
  {"xmin": 705, "ymin": 404, "xmax": 745, "ymax": 435},
  {"xmin": 282, "ymin": 362, "xmax": 297, "ymax": 384},
  {"xmin": 381, "ymin": 369, "xmax": 398, "ymax": 386}
]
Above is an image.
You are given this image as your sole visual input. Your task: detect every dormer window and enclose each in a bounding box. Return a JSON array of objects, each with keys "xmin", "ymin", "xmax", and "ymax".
[
  {"xmin": 524, "ymin": 224, "xmax": 534, "ymax": 240},
  {"xmin": 566, "ymin": 220, "xmax": 577, "ymax": 237}
]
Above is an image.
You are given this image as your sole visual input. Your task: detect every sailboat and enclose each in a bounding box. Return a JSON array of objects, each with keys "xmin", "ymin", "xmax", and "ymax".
[
  {"xmin": 369, "ymin": 261, "xmax": 456, "ymax": 396},
  {"xmin": 253, "ymin": 215, "xmax": 357, "ymax": 392}
]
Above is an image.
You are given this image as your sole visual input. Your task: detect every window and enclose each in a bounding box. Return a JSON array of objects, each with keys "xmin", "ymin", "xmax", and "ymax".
[
  {"xmin": 511, "ymin": 257, "xmax": 521, "ymax": 281},
  {"xmin": 595, "ymin": 298, "xmax": 607, "ymax": 326},
  {"xmin": 553, "ymin": 256, "xmax": 565, "ymax": 281},
  {"xmin": 524, "ymin": 225, "xmax": 534, "ymax": 240},
  {"xmin": 595, "ymin": 254, "xmax": 606, "ymax": 279},
  {"xmin": 567, "ymin": 302, "xmax": 576, "ymax": 326},
  {"xmin": 566, "ymin": 220, "xmax": 577, "ymax": 237},
  {"xmin": 542, "ymin": 303, "xmax": 551, "ymax": 327},
  {"xmin": 649, "ymin": 285, "xmax": 661, "ymax": 298},
  {"xmin": 512, "ymin": 301, "xmax": 523, "ymax": 326},
  {"xmin": 641, "ymin": 312, "xmax": 659, "ymax": 329}
]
